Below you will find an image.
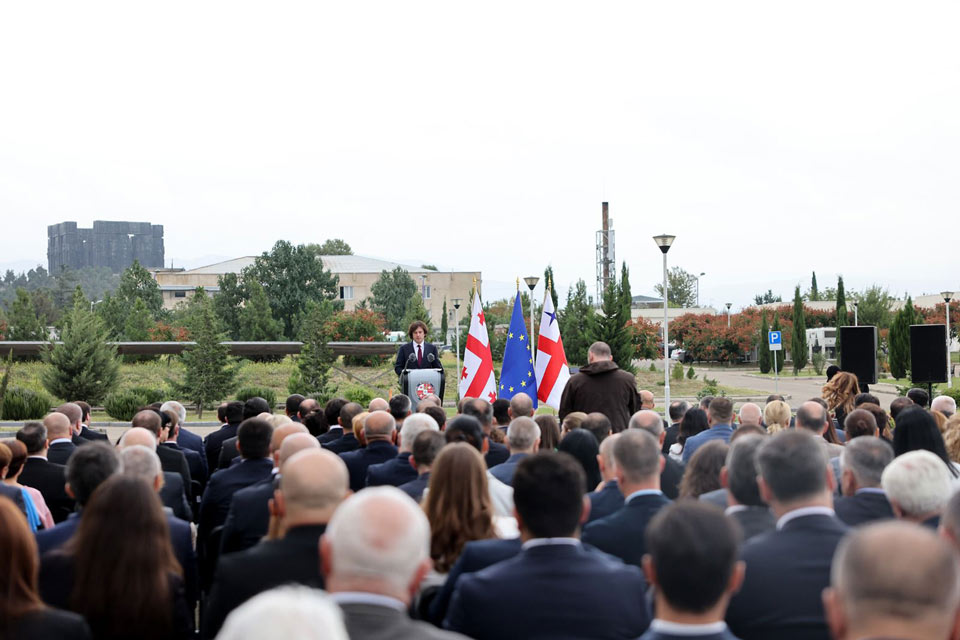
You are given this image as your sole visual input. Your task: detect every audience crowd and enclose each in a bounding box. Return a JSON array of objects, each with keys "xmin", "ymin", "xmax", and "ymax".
[{"xmin": 3, "ymin": 339, "xmax": 960, "ymax": 640}]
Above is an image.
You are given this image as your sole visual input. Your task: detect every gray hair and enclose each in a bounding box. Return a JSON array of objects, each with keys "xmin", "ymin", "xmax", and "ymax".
[
  {"xmin": 628, "ymin": 410, "xmax": 664, "ymax": 437},
  {"xmin": 119, "ymin": 445, "xmax": 162, "ymax": 485},
  {"xmin": 506, "ymin": 417, "xmax": 541, "ymax": 452},
  {"xmin": 509, "ymin": 393, "xmax": 534, "ymax": 418},
  {"xmin": 399, "ymin": 413, "xmax": 439, "ymax": 451},
  {"xmin": 755, "ymin": 430, "xmax": 827, "ymax": 503},
  {"xmin": 737, "ymin": 403, "xmax": 762, "ymax": 426},
  {"xmin": 932, "ymin": 395, "xmax": 957, "ymax": 417},
  {"xmin": 881, "ymin": 451, "xmax": 953, "ymax": 518},
  {"xmin": 160, "ymin": 400, "xmax": 187, "ymax": 425},
  {"xmin": 840, "ymin": 436, "xmax": 893, "ymax": 489},
  {"xmin": 796, "ymin": 401, "xmax": 827, "ymax": 433},
  {"xmin": 217, "ymin": 586, "xmax": 349, "ymax": 640},
  {"xmin": 613, "ymin": 429, "xmax": 661, "ymax": 483},
  {"xmin": 726, "ymin": 434, "xmax": 766, "ymax": 507},
  {"xmin": 588, "ymin": 341, "xmax": 612, "ymax": 358}
]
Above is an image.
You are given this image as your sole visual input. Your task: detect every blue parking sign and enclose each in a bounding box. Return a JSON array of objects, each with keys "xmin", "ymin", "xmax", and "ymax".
[
  {"xmin": 768, "ymin": 331, "xmax": 781, "ymax": 345},
  {"xmin": 768, "ymin": 331, "xmax": 782, "ymax": 351}
]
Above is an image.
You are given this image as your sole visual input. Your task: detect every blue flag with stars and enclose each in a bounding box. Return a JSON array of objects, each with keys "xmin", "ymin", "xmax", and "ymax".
[{"xmin": 499, "ymin": 291, "xmax": 538, "ymax": 408}]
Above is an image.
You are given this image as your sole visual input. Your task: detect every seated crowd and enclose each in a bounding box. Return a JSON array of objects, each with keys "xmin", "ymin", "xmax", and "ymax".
[{"xmin": 3, "ymin": 342, "xmax": 960, "ymax": 640}]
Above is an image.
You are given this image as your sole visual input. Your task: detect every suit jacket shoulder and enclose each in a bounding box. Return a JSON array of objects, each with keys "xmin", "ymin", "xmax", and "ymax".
[
  {"xmin": 8, "ymin": 607, "xmax": 92, "ymax": 640},
  {"xmin": 341, "ymin": 602, "xmax": 468, "ymax": 640},
  {"xmin": 582, "ymin": 494, "xmax": 671, "ymax": 568}
]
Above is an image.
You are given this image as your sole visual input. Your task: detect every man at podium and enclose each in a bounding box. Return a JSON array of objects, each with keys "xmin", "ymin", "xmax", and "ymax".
[{"xmin": 394, "ymin": 321, "xmax": 444, "ymax": 401}]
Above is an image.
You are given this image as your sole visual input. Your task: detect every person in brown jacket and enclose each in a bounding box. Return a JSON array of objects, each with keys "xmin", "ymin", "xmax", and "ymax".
[{"xmin": 558, "ymin": 342, "xmax": 640, "ymax": 434}]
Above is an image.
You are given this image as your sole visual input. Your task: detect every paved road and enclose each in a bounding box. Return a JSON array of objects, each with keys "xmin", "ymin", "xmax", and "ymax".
[{"xmin": 699, "ymin": 368, "xmax": 900, "ymax": 410}]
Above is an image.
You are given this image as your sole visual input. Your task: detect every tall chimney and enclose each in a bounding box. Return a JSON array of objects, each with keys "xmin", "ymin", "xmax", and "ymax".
[{"xmin": 602, "ymin": 202, "xmax": 610, "ymax": 285}]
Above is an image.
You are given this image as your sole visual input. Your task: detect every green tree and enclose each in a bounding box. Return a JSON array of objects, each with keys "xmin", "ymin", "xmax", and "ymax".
[
  {"xmin": 52, "ymin": 266, "xmax": 80, "ymax": 312},
  {"xmin": 560, "ymin": 279, "xmax": 595, "ymax": 366},
  {"xmin": 174, "ymin": 292, "xmax": 236, "ymax": 418},
  {"xmin": 889, "ymin": 296, "xmax": 917, "ymax": 379},
  {"xmin": 6, "ymin": 289, "xmax": 46, "ymax": 340},
  {"xmin": 791, "ymin": 285, "xmax": 809, "ymax": 374},
  {"xmin": 116, "ymin": 260, "xmax": 164, "ymax": 319},
  {"xmin": 588, "ymin": 279, "xmax": 634, "ymax": 373},
  {"xmin": 421, "ymin": 264, "xmax": 438, "ymax": 271},
  {"xmin": 854, "ymin": 285, "xmax": 893, "ymax": 329},
  {"xmin": 314, "ymin": 238, "xmax": 353, "ymax": 255},
  {"xmin": 124, "ymin": 298, "xmax": 154, "ymax": 342},
  {"xmin": 402, "ymin": 292, "xmax": 432, "ymax": 332},
  {"xmin": 754, "ymin": 290, "xmax": 782, "ymax": 305},
  {"xmin": 619, "ymin": 262, "xmax": 633, "ymax": 322},
  {"xmin": 214, "ymin": 273, "xmax": 247, "ymax": 340},
  {"xmin": 94, "ymin": 293, "xmax": 127, "ymax": 339},
  {"xmin": 809, "ymin": 272, "xmax": 819, "ymax": 301},
  {"xmin": 653, "ymin": 267, "xmax": 697, "ymax": 308},
  {"xmin": 544, "ymin": 266, "xmax": 559, "ymax": 311},
  {"xmin": 441, "ymin": 298, "xmax": 449, "ymax": 342},
  {"xmin": 41, "ymin": 298, "xmax": 120, "ymax": 405},
  {"xmin": 239, "ymin": 280, "xmax": 283, "ymax": 341},
  {"xmin": 370, "ymin": 267, "xmax": 419, "ymax": 330},
  {"xmin": 758, "ymin": 310, "xmax": 772, "ymax": 374},
  {"xmin": 289, "ymin": 300, "xmax": 338, "ymax": 398},
  {"xmin": 244, "ymin": 240, "xmax": 340, "ymax": 339},
  {"xmin": 31, "ymin": 290, "xmax": 56, "ymax": 328},
  {"xmin": 771, "ymin": 314, "xmax": 785, "ymax": 373},
  {"xmin": 835, "ymin": 276, "xmax": 848, "ymax": 359}
]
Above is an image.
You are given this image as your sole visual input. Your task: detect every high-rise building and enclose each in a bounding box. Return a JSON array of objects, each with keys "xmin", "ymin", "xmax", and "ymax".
[{"xmin": 47, "ymin": 221, "xmax": 164, "ymax": 273}]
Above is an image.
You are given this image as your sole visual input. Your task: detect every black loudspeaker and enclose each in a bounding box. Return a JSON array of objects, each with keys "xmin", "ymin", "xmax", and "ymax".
[
  {"xmin": 910, "ymin": 324, "xmax": 947, "ymax": 383},
  {"xmin": 840, "ymin": 326, "xmax": 878, "ymax": 385}
]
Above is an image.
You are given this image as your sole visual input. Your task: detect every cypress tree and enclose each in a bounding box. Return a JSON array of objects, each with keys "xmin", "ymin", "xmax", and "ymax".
[
  {"xmin": 289, "ymin": 300, "xmax": 338, "ymax": 399},
  {"xmin": 835, "ymin": 276, "xmax": 847, "ymax": 360},
  {"xmin": 441, "ymin": 298, "xmax": 449, "ymax": 342},
  {"xmin": 791, "ymin": 285, "xmax": 809, "ymax": 374},
  {"xmin": 175, "ymin": 292, "xmax": 237, "ymax": 418},
  {"xmin": 810, "ymin": 272, "xmax": 819, "ymax": 301},
  {"xmin": 889, "ymin": 296, "xmax": 917, "ymax": 380},
  {"xmin": 544, "ymin": 266, "xmax": 559, "ymax": 311},
  {"xmin": 41, "ymin": 298, "xmax": 120, "ymax": 405},
  {"xmin": 239, "ymin": 280, "xmax": 283, "ymax": 341},
  {"xmin": 758, "ymin": 310, "xmax": 772, "ymax": 374},
  {"xmin": 588, "ymin": 279, "xmax": 635, "ymax": 373},
  {"xmin": 771, "ymin": 314, "xmax": 784, "ymax": 374}
]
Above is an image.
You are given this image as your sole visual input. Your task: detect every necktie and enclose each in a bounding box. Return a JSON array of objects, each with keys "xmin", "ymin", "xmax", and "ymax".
[{"xmin": 417, "ymin": 344, "xmax": 423, "ymax": 366}]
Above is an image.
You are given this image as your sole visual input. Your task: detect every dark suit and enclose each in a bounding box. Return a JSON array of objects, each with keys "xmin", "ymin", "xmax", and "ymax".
[
  {"xmin": 324, "ymin": 431, "xmax": 360, "ymax": 455},
  {"xmin": 160, "ymin": 472, "xmax": 192, "ymax": 522},
  {"xmin": 164, "ymin": 441, "xmax": 206, "ymax": 489},
  {"xmin": 19, "ymin": 457, "xmax": 74, "ymax": 523},
  {"xmin": 203, "ymin": 524, "xmax": 327, "ymax": 639},
  {"xmin": 339, "ymin": 600, "xmax": 465, "ymax": 640},
  {"xmin": 430, "ymin": 537, "xmax": 523, "ymax": 624},
  {"xmin": 366, "ymin": 452, "xmax": 417, "ymax": 488},
  {"xmin": 726, "ymin": 506, "xmax": 776, "ymax": 541},
  {"xmin": 220, "ymin": 476, "xmax": 275, "ymax": 554},
  {"xmin": 177, "ymin": 427, "xmax": 205, "ymax": 460},
  {"xmin": 78, "ymin": 425, "xmax": 108, "ymax": 442},
  {"xmin": 340, "ymin": 441, "xmax": 399, "ymax": 492},
  {"xmin": 484, "ymin": 441, "xmax": 510, "ymax": 468},
  {"xmin": 4, "ymin": 608, "xmax": 92, "ymax": 640},
  {"xmin": 699, "ymin": 488, "xmax": 728, "ymax": 510},
  {"xmin": 639, "ymin": 624, "xmax": 741, "ymax": 640},
  {"xmin": 587, "ymin": 480, "xmax": 624, "ymax": 523},
  {"xmin": 726, "ymin": 512, "xmax": 848, "ymax": 640},
  {"xmin": 582, "ymin": 491, "xmax": 672, "ymax": 569},
  {"xmin": 488, "ymin": 452, "xmax": 529, "ymax": 486},
  {"xmin": 47, "ymin": 441, "xmax": 77, "ymax": 466},
  {"xmin": 199, "ymin": 457, "xmax": 274, "ymax": 543},
  {"xmin": 157, "ymin": 443, "xmax": 192, "ymax": 492},
  {"xmin": 394, "ymin": 341, "xmax": 444, "ymax": 376},
  {"xmin": 445, "ymin": 541, "xmax": 651, "ymax": 639},
  {"xmin": 661, "ymin": 456, "xmax": 683, "ymax": 500},
  {"xmin": 204, "ymin": 422, "xmax": 240, "ymax": 472},
  {"xmin": 318, "ymin": 426, "xmax": 344, "ymax": 445},
  {"xmin": 217, "ymin": 436, "xmax": 240, "ymax": 470},
  {"xmin": 662, "ymin": 423, "xmax": 681, "ymax": 455},
  {"xmin": 834, "ymin": 489, "xmax": 895, "ymax": 527},
  {"xmin": 398, "ymin": 472, "xmax": 430, "ymax": 503}
]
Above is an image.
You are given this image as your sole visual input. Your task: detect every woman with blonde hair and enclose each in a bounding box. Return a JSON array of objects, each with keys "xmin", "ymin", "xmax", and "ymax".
[
  {"xmin": 352, "ymin": 411, "xmax": 370, "ymax": 445},
  {"xmin": 943, "ymin": 413, "xmax": 960, "ymax": 462},
  {"xmin": 822, "ymin": 371, "xmax": 860, "ymax": 428},
  {"xmin": 763, "ymin": 400, "xmax": 792, "ymax": 434}
]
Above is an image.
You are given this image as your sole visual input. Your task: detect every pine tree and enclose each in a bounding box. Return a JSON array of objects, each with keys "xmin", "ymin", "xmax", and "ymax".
[
  {"xmin": 117, "ymin": 260, "xmax": 164, "ymax": 318},
  {"xmin": 810, "ymin": 272, "xmax": 819, "ymax": 301},
  {"xmin": 758, "ymin": 310, "xmax": 772, "ymax": 373},
  {"xmin": 544, "ymin": 266, "xmax": 559, "ymax": 311},
  {"xmin": 441, "ymin": 298, "xmax": 449, "ymax": 342},
  {"xmin": 174, "ymin": 292, "xmax": 236, "ymax": 418},
  {"xmin": 771, "ymin": 314, "xmax": 785, "ymax": 373},
  {"xmin": 402, "ymin": 292, "xmax": 431, "ymax": 332},
  {"xmin": 41, "ymin": 298, "xmax": 120, "ymax": 405},
  {"xmin": 835, "ymin": 276, "xmax": 847, "ymax": 360},
  {"xmin": 619, "ymin": 263, "xmax": 633, "ymax": 323},
  {"xmin": 7, "ymin": 289, "xmax": 46, "ymax": 340},
  {"xmin": 124, "ymin": 298, "xmax": 154, "ymax": 341},
  {"xmin": 214, "ymin": 273, "xmax": 247, "ymax": 340},
  {"xmin": 289, "ymin": 300, "xmax": 338, "ymax": 399},
  {"xmin": 95, "ymin": 292, "xmax": 127, "ymax": 340},
  {"xmin": 791, "ymin": 286, "xmax": 809, "ymax": 374},
  {"xmin": 560, "ymin": 279, "xmax": 595, "ymax": 366},
  {"xmin": 239, "ymin": 280, "xmax": 283, "ymax": 341},
  {"xmin": 588, "ymin": 279, "xmax": 635, "ymax": 373},
  {"xmin": 889, "ymin": 296, "xmax": 917, "ymax": 380}
]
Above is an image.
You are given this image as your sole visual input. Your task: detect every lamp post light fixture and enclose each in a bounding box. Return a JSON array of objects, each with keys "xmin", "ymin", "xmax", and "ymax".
[
  {"xmin": 653, "ymin": 234, "xmax": 676, "ymax": 411},
  {"xmin": 452, "ymin": 298, "xmax": 463, "ymax": 395},
  {"xmin": 695, "ymin": 272, "xmax": 705, "ymax": 307},
  {"xmin": 726, "ymin": 302, "xmax": 732, "ymax": 328},
  {"xmin": 523, "ymin": 277, "xmax": 540, "ymax": 367},
  {"xmin": 853, "ymin": 300, "xmax": 859, "ymax": 326},
  {"xmin": 943, "ymin": 291, "xmax": 954, "ymax": 388}
]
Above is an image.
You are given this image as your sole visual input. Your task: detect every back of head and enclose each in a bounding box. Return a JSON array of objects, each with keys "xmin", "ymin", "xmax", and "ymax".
[
  {"xmin": 932, "ymin": 395, "xmax": 957, "ymax": 418},
  {"xmin": 55, "ymin": 402, "xmax": 82, "ymax": 427},
  {"xmin": 324, "ymin": 486, "xmax": 430, "ymax": 592},
  {"xmin": 889, "ymin": 396, "xmax": 914, "ymax": 420},
  {"xmin": 841, "ymin": 436, "xmax": 893, "ymax": 489},
  {"xmin": 612, "ymin": 429, "xmax": 661, "ymax": 484},
  {"xmin": 679, "ymin": 441, "xmax": 729, "ymax": 499},
  {"xmin": 830, "ymin": 521, "xmax": 960, "ymax": 631},
  {"xmin": 668, "ymin": 400, "xmax": 689, "ymax": 423},
  {"xmin": 285, "ymin": 394, "xmax": 305, "ymax": 417},
  {"xmin": 399, "ymin": 413, "xmax": 440, "ymax": 451},
  {"xmin": 795, "ymin": 401, "xmax": 827, "ymax": 433},
  {"xmin": 462, "ymin": 398, "xmax": 494, "ymax": 429},
  {"xmin": 238, "ymin": 418, "xmax": 273, "ymax": 459},
  {"xmin": 0, "ymin": 493, "xmax": 42, "ymax": 620},
  {"xmin": 907, "ymin": 387, "xmax": 930, "ymax": 408},
  {"xmin": 492, "ymin": 398, "xmax": 511, "ymax": 425},
  {"xmin": 699, "ymin": 396, "xmax": 714, "ymax": 411},
  {"xmin": 421, "ymin": 405, "xmax": 446, "ymax": 430},
  {"xmin": 508, "ymin": 393, "xmax": 534, "ymax": 419},
  {"xmin": 737, "ymin": 403, "xmax": 762, "ymax": 427},
  {"xmin": 513, "ymin": 452, "xmax": 586, "ymax": 538},
  {"xmin": 756, "ymin": 430, "xmax": 827, "ymax": 504},
  {"xmin": 216, "ymin": 586, "xmax": 349, "ymax": 640},
  {"xmin": 582, "ymin": 412, "xmax": 612, "ymax": 442},
  {"xmin": 243, "ymin": 397, "xmax": 271, "ymax": 420},
  {"xmin": 707, "ymin": 397, "xmax": 734, "ymax": 424},
  {"xmin": 557, "ymin": 429, "xmax": 601, "ymax": 489},
  {"xmin": 645, "ymin": 502, "xmax": 740, "ymax": 613},
  {"xmin": 323, "ymin": 398, "xmax": 347, "ymax": 426},
  {"xmin": 16, "ymin": 422, "xmax": 47, "ymax": 454},
  {"xmin": 881, "ymin": 450, "xmax": 953, "ymax": 518},
  {"xmin": 225, "ymin": 401, "xmax": 245, "ymax": 424},
  {"xmin": 160, "ymin": 401, "xmax": 186, "ymax": 425},
  {"xmin": 279, "ymin": 449, "xmax": 349, "ymax": 516},
  {"xmin": 765, "ymin": 394, "xmax": 785, "ymax": 404},
  {"xmin": 278, "ymin": 432, "xmax": 321, "ymax": 466},
  {"xmin": 119, "ymin": 426, "xmax": 157, "ymax": 449},
  {"xmin": 859, "ymin": 403, "xmax": 891, "ymax": 436},
  {"xmin": 75, "ymin": 400, "xmax": 92, "ymax": 423},
  {"xmin": 561, "ymin": 411, "xmax": 588, "ymax": 432},
  {"xmin": 120, "ymin": 445, "xmax": 162, "ymax": 486},
  {"xmin": 843, "ymin": 409, "xmax": 878, "ymax": 439},
  {"xmin": 363, "ymin": 411, "xmax": 397, "ymax": 441},
  {"xmin": 892, "ymin": 407, "xmax": 953, "ymax": 466},
  {"xmin": 588, "ymin": 341, "xmax": 612, "ymax": 360},
  {"xmin": 534, "ymin": 414, "xmax": 560, "ymax": 451},
  {"xmin": 826, "ymin": 364, "xmax": 840, "ymax": 381},
  {"xmin": 367, "ymin": 397, "xmax": 387, "ymax": 413},
  {"xmin": 338, "ymin": 402, "xmax": 363, "ymax": 430},
  {"xmin": 628, "ymin": 410, "xmax": 663, "ymax": 437},
  {"xmin": 506, "ymin": 417, "xmax": 540, "ymax": 452},
  {"xmin": 43, "ymin": 411, "xmax": 72, "ymax": 439},
  {"xmin": 389, "ymin": 394, "xmax": 412, "ymax": 421},
  {"xmin": 444, "ymin": 415, "xmax": 484, "ymax": 452},
  {"xmin": 412, "ymin": 430, "xmax": 445, "ymax": 468},
  {"xmin": 854, "ymin": 392, "xmax": 880, "ymax": 408},
  {"xmin": 763, "ymin": 400, "xmax": 791, "ymax": 432},
  {"xmin": 131, "ymin": 410, "xmax": 162, "ymax": 438},
  {"xmin": 66, "ymin": 443, "xmax": 120, "ymax": 506},
  {"xmin": 726, "ymin": 434, "xmax": 767, "ymax": 506}
]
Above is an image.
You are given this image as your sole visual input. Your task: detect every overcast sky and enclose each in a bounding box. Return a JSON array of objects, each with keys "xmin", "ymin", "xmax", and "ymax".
[{"xmin": 1, "ymin": 1, "xmax": 958, "ymax": 310}]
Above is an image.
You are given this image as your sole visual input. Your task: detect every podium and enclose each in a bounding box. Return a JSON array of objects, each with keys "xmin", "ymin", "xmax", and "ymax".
[{"xmin": 401, "ymin": 368, "xmax": 445, "ymax": 410}]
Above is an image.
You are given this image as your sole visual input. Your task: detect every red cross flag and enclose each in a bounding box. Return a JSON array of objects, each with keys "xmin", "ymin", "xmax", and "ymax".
[
  {"xmin": 459, "ymin": 290, "xmax": 497, "ymax": 403},
  {"xmin": 535, "ymin": 292, "xmax": 570, "ymax": 409}
]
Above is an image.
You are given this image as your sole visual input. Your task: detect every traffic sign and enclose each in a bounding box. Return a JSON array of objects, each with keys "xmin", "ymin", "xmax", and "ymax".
[{"xmin": 768, "ymin": 331, "xmax": 782, "ymax": 351}]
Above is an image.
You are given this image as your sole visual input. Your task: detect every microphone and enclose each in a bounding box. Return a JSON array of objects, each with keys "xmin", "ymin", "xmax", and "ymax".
[
  {"xmin": 407, "ymin": 353, "xmax": 417, "ymax": 365},
  {"xmin": 427, "ymin": 353, "xmax": 436, "ymax": 364}
]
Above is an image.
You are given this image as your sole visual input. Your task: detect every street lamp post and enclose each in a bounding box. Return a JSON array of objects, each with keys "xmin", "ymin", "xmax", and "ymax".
[
  {"xmin": 523, "ymin": 277, "xmax": 540, "ymax": 368},
  {"xmin": 452, "ymin": 298, "xmax": 462, "ymax": 397},
  {"xmin": 654, "ymin": 234, "xmax": 676, "ymax": 412},
  {"xmin": 726, "ymin": 302, "xmax": 732, "ymax": 328},
  {"xmin": 853, "ymin": 300, "xmax": 859, "ymax": 326},
  {"xmin": 695, "ymin": 272, "xmax": 705, "ymax": 307},
  {"xmin": 943, "ymin": 291, "xmax": 953, "ymax": 388}
]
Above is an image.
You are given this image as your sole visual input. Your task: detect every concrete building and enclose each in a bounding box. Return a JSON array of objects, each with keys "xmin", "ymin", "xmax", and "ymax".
[
  {"xmin": 151, "ymin": 255, "xmax": 480, "ymax": 329},
  {"xmin": 48, "ymin": 221, "xmax": 164, "ymax": 273}
]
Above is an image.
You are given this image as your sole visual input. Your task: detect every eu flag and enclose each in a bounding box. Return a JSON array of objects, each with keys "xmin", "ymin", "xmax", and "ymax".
[{"xmin": 499, "ymin": 292, "xmax": 538, "ymax": 408}]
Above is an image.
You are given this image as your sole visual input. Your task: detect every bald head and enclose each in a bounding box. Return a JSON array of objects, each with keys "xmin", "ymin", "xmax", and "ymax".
[
  {"xmin": 639, "ymin": 390, "xmax": 655, "ymax": 410},
  {"xmin": 270, "ymin": 422, "xmax": 309, "ymax": 455},
  {"xmin": 119, "ymin": 426, "xmax": 157, "ymax": 448},
  {"xmin": 628, "ymin": 410, "xmax": 664, "ymax": 437},
  {"xmin": 278, "ymin": 432, "xmax": 321, "ymax": 466},
  {"xmin": 55, "ymin": 403, "xmax": 82, "ymax": 432},
  {"xmin": 43, "ymin": 411, "xmax": 72, "ymax": 439},
  {"xmin": 364, "ymin": 411, "xmax": 397, "ymax": 442},
  {"xmin": 368, "ymin": 397, "xmax": 390, "ymax": 412},
  {"xmin": 278, "ymin": 448, "xmax": 349, "ymax": 522},
  {"xmin": 738, "ymin": 403, "xmax": 762, "ymax": 427},
  {"xmin": 598, "ymin": 432, "xmax": 620, "ymax": 481},
  {"xmin": 508, "ymin": 393, "xmax": 534, "ymax": 419},
  {"xmin": 131, "ymin": 410, "xmax": 162, "ymax": 437}
]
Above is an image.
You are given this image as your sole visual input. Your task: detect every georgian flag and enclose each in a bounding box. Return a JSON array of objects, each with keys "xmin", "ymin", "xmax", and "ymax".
[
  {"xmin": 458, "ymin": 290, "xmax": 497, "ymax": 402},
  {"xmin": 535, "ymin": 293, "xmax": 571, "ymax": 409}
]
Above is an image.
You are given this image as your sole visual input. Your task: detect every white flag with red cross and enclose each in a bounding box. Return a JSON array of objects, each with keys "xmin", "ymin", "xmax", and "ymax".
[
  {"xmin": 535, "ymin": 292, "xmax": 571, "ymax": 409},
  {"xmin": 458, "ymin": 290, "xmax": 497, "ymax": 403}
]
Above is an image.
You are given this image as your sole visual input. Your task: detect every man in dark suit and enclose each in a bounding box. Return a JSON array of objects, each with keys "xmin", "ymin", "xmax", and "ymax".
[
  {"xmin": 161, "ymin": 400, "xmax": 206, "ymax": 476},
  {"xmin": 717, "ymin": 434, "xmax": 775, "ymax": 541},
  {"xmin": 133, "ymin": 410, "xmax": 192, "ymax": 493},
  {"xmin": 340, "ymin": 411, "xmax": 398, "ymax": 492},
  {"xmin": 119, "ymin": 427, "xmax": 193, "ymax": 521},
  {"xmin": 834, "ymin": 436, "xmax": 894, "ymax": 527},
  {"xmin": 53, "ymin": 403, "xmax": 87, "ymax": 449},
  {"xmin": 488, "ymin": 417, "xmax": 539, "ymax": 487},
  {"xmin": 36, "ymin": 442, "xmax": 120, "ymax": 554},
  {"xmin": 313, "ymin": 397, "xmax": 343, "ymax": 442},
  {"xmin": 726, "ymin": 430, "xmax": 849, "ymax": 640},
  {"xmin": 44, "ymin": 412, "xmax": 78, "ymax": 466},
  {"xmin": 393, "ymin": 320, "xmax": 444, "ymax": 400},
  {"xmin": 639, "ymin": 502, "xmax": 744, "ymax": 640},
  {"xmin": 582, "ymin": 429, "xmax": 671, "ymax": 568},
  {"xmin": 204, "ymin": 400, "xmax": 244, "ymax": 472},
  {"xmin": 74, "ymin": 401, "xmax": 108, "ymax": 442},
  {"xmin": 216, "ymin": 397, "xmax": 273, "ymax": 469},
  {"xmin": 366, "ymin": 413, "xmax": 439, "ymax": 488},
  {"xmin": 284, "ymin": 393, "xmax": 305, "ymax": 422},
  {"xmin": 204, "ymin": 447, "xmax": 350, "ymax": 638},
  {"xmin": 322, "ymin": 486, "xmax": 466, "ymax": 640},
  {"xmin": 824, "ymin": 522, "xmax": 960, "ymax": 640},
  {"xmin": 389, "ymin": 394, "xmax": 413, "ymax": 431},
  {"xmin": 661, "ymin": 400, "xmax": 689, "ymax": 455},
  {"xmin": 445, "ymin": 452, "xmax": 651, "ymax": 639},
  {"xmin": 220, "ymin": 424, "xmax": 313, "ymax": 554},
  {"xmin": 588, "ymin": 433, "xmax": 624, "ymax": 523},
  {"xmin": 461, "ymin": 398, "xmax": 509, "ymax": 468},
  {"xmin": 881, "ymin": 449, "xmax": 953, "ymax": 530},
  {"xmin": 398, "ymin": 429, "xmax": 444, "ymax": 502},
  {"xmin": 16, "ymin": 422, "xmax": 74, "ymax": 523},
  {"xmin": 430, "ymin": 536, "xmax": 523, "ymax": 625},
  {"xmin": 322, "ymin": 402, "xmax": 363, "ymax": 453},
  {"xmin": 162, "ymin": 415, "xmax": 207, "ymax": 492},
  {"xmin": 629, "ymin": 410, "xmax": 684, "ymax": 499}
]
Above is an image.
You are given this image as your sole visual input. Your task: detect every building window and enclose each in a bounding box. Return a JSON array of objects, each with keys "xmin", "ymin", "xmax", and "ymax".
[
  {"xmin": 424, "ymin": 285, "xmax": 431, "ymax": 299},
  {"xmin": 340, "ymin": 286, "xmax": 354, "ymax": 300},
  {"xmin": 174, "ymin": 291, "xmax": 186, "ymax": 298}
]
